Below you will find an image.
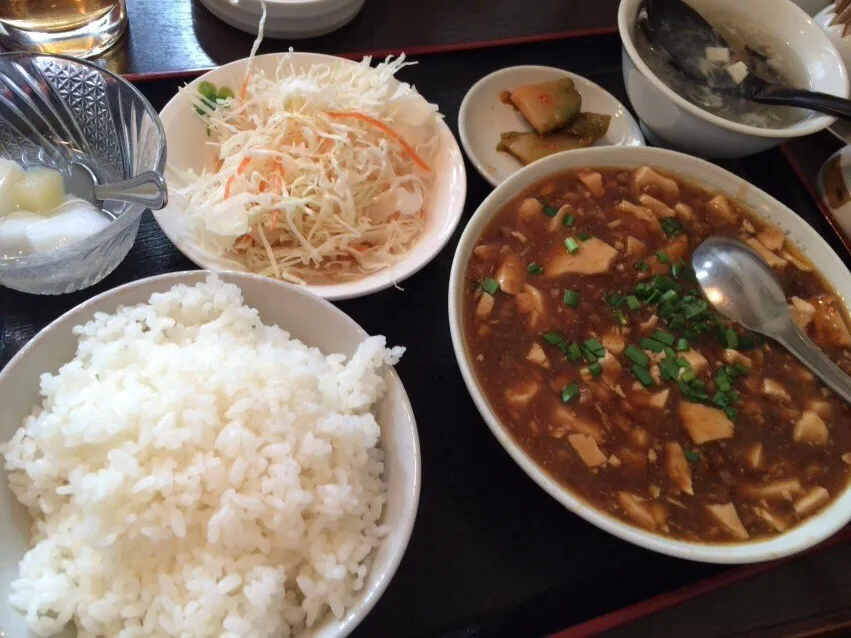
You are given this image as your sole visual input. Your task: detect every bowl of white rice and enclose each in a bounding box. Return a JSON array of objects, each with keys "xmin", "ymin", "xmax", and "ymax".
[{"xmin": 0, "ymin": 271, "xmax": 420, "ymax": 638}]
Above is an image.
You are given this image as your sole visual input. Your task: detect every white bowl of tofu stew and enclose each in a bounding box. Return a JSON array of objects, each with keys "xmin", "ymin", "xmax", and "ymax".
[
  {"xmin": 618, "ymin": 0, "xmax": 849, "ymax": 159},
  {"xmin": 448, "ymin": 145, "xmax": 851, "ymax": 563}
]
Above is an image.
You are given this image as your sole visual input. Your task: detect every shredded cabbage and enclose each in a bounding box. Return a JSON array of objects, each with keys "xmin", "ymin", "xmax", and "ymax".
[{"xmin": 169, "ymin": 52, "xmax": 441, "ymax": 285}]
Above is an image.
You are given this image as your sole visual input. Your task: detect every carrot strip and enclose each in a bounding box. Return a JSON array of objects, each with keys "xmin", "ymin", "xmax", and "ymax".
[
  {"xmin": 224, "ymin": 156, "xmax": 253, "ymax": 199},
  {"xmin": 268, "ymin": 209, "xmax": 279, "ymax": 229},
  {"xmin": 324, "ymin": 111, "xmax": 431, "ymax": 172}
]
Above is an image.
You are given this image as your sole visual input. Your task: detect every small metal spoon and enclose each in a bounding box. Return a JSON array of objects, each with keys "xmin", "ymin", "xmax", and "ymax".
[
  {"xmin": 693, "ymin": 236, "xmax": 851, "ymax": 403},
  {"xmin": 640, "ymin": 0, "xmax": 851, "ymax": 121},
  {"xmin": 66, "ymin": 162, "xmax": 168, "ymax": 217}
]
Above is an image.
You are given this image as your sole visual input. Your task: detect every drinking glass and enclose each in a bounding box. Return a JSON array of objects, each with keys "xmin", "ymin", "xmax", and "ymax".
[{"xmin": 0, "ymin": 0, "xmax": 127, "ymax": 59}]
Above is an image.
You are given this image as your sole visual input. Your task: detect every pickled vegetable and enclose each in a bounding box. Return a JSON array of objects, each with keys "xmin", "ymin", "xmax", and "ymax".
[
  {"xmin": 564, "ymin": 112, "xmax": 611, "ymax": 139},
  {"xmin": 507, "ymin": 78, "xmax": 582, "ymax": 135},
  {"xmin": 497, "ymin": 131, "xmax": 595, "ymax": 165}
]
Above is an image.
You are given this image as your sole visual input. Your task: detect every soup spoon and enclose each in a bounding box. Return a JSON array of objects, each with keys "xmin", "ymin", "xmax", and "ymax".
[
  {"xmin": 693, "ymin": 236, "xmax": 851, "ymax": 403},
  {"xmin": 640, "ymin": 0, "xmax": 851, "ymax": 121},
  {"xmin": 66, "ymin": 161, "xmax": 168, "ymax": 220}
]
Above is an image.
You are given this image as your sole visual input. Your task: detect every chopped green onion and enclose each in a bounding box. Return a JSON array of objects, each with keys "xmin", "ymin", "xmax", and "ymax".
[
  {"xmin": 659, "ymin": 289, "xmax": 680, "ymax": 304},
  {"xmin": 543, "ymin": 204, "xmax": 559, "ymax": 217},
  {"xmin": 606, "ymin": 292, "xmax": 625, "ymax": 308},
  {"xmin": 563, "ymin": 214, "xmax": 575, "ymax": 227},
  {"xmin": 712, "ymin": 391, "xmax": 731, "ymax": 408},
  {"xmin": 651, "ymin": 275, "xmax": 678, "ymax": 292},
  {"xmin": 566, "ymin": 342, "xmax": 582, "ymax": 362},
  {"xmin": 561, "ymin": 383, "xmax": 580, "ymax": 403},
  {"xmin": 216, "ymin": 86, "xmax": 235, "ymax": 100},
  {"xmin": 715, "ymin": 372, "xmax": 733, "ymax": 393},
  {"xmin": 676, "ymin": 337, "xmax": 689, "ymax": 352},
  {"xmin": 684, "ymin": 448, "xmax": 701, "ymax": 463},
  {"xmin": 614, "ymin": 309, "xmax": 628, "ymax": 326},
  {"xmin": 527, "ymin": 262, "xmax": 543, "ymax": 275},
  {"xmin": 683, "ymin": 303, "xmax": 706, "ymax": 319},
  {"xmin": 565, "ymin": 238, "xmax": 580, "ymax": 254},
  {"xmin": 639, "ymin": 337, "xmax": 666, "ymax": 353},
  {"xmin": 626, "ymin": 295, "xmax": 641, "ymax": 311},
  {"xmin": 661, "ymin": 218, "xmax": 683, "ymax": 236},
  {"xmin": 669, "ymin": 314, "xmax": 686, "ymax": 330},
  {"xmin": 664, "ymin": 346, "xmax": 677, "ymax": 359},
  {"xmin": 656, "ymin": 250, "xmax": 670, "ymax": 264},
  {"xmin": 671, "ymin": 263, "xmax": 683, "ymax": 279},
  {"xmin": 681, "ymin": 368, "xmax": 696, "ymax": 383},
  {"xmin": 660, "ymin": 358, "xmax": 680, "ymax": 381},
  {"xmin": 658, "ymin": 303, "xmax": 677, "ymax": 319},
  {"xmin": 646, "ymin": 289, "xmax": 663, "ymax": 305},
  {"xmin": 588, "ymin": 362, "xmax": 602, "ymax": 378},
  {"xmin": 733, "ymin": 363, "xmax": 749, "ymax": 376},
  {"xmin": 625, "ymin": 344, "xmax": 650, "ymax": 367},
  {"xmin": 632, "ymin": 364, "xmax": 655, "ymax": 387},
  {"xmin": 724, "ymin": 406, "xmax": 738, "ymax": 421},
  {"xmin": 635, "ymin": 260, "xmax": 649, "ymax": 272},
  {"xmin": 652, "ymin": 330, "xmax": 675, "ymax": 346},
  {"xmin": 584, "ymin": 338, "xmax": 605, "ymax": 356},
  {"xmin": 563, "ymin": 289, "xmax": 580, "ymax": 307},
  {"xmin": 723, "ymin": 328, "xmax": 740, "ymax": 349},
  {"xmin": 543, "ymin": 332, "xmax": 566, "ymax": 346},
  {"xmin": 198, "ymin": 80, "xmax": 217, "ymax": 100},
  {"xmin": 481, "ymin": 278, "xmax": 499, "ymax": 295},
  {"xmin": 577, "ymin": 231, "xmax": 592, "ymax": 241}
]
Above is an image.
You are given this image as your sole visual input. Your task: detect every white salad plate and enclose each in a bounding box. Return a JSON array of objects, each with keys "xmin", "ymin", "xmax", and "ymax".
[
  {"xmin": 156, "ymin": 52, "xmax": 467, "ymax": 301},
  {"xmin": 458, "ymin": 65, "xmax": 644, "ymax": 187},
  {"xmin": 0, "ymin": 271, "xmax": 421, "ymax": 638}
]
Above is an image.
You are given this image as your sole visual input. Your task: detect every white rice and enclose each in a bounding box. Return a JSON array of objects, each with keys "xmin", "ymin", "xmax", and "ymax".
[{"xmin": 1, "ymin": 275, "xmax": 403, "ymax": 637}]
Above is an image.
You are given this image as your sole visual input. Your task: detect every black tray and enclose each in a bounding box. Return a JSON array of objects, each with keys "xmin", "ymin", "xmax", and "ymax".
[{"xmin": 2, "ymin": 33, "xmax": 847, "ymax": 638}]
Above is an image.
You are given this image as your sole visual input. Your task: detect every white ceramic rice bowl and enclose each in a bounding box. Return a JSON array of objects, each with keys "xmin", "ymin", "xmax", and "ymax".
[
  {"xmin": 448, "ymin": 145, "xmax": 851, "ymax": 563},
  {"xmin": 0, "ymin": 271, "xmax": 420, "ymax": 638}
]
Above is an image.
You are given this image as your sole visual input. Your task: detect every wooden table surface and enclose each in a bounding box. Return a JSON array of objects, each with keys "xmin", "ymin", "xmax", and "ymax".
[{"xmin": 28, "ymin": 0, "xmax": 623, "ymax": 80}]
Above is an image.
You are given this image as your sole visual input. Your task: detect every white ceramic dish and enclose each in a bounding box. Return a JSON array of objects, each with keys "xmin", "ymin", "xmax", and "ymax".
[
  {"xmin": 198, "ymin": 0, "xmax": 365, "ymax": 39},
  {"xmin": 458, "ymin": 65, "xmax": 644, "ymax": 187},
  {"xmin": 818, "ymin": 145, "xmax": 851, "ymax": 240},
  {"xmin": 156, "ymin": 52, "xmax": 467, "ymax": 301},
  {"xmin": 618, "ymin": 0, "xmax": 849, "ymax": 159},
  {"xmin": 0, "ymin": 270, "xmax": 421, "ymax": 638},
  {"xmin": 448, "ymin": 145, "xmax": 851, "ymax": 564}
]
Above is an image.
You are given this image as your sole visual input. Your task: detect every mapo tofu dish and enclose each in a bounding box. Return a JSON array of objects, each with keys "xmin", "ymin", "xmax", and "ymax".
[{"xmin": 464, "ymin": 166, "xmax": 851, "ymax": 543}]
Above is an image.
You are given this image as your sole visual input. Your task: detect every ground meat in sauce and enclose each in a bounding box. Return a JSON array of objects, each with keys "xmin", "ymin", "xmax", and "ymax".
[{"xmin": 463, "ymin": 166, "xmax": 851, "ymax": 544}]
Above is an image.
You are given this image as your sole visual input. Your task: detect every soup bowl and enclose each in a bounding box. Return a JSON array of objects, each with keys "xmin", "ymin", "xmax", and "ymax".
[
  {"xmin": 448, "ymin": 145, "xmax": 851, "ymax": 563},
  {"xmin": 618, "ymin": 0, "xmax": 848, "ymax": 159}
]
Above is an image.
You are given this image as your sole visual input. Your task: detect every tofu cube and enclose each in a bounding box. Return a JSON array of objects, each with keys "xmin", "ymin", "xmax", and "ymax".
[
  {"xmin": 705, "ymin": 46, "xmax": 731, "ymax": 65},
  {"xmin": 726, "ymin": 61, "xmax": 749, "ymax": 85}
]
